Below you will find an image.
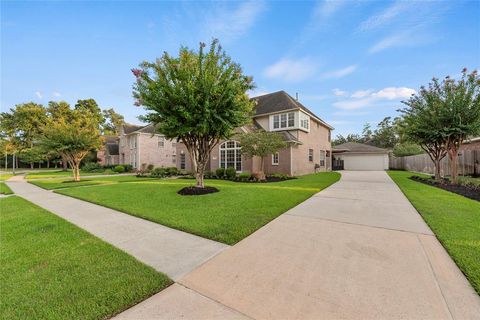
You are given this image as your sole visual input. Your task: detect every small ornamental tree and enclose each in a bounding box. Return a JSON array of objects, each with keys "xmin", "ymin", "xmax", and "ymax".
[
  {"xmin": 400, "ymin": 82, "xmax": 447, "ymax": 180},
  {"xmin": 437, "ymin": 69, "xmax": 480, "ymax": 183},
  {"xmin": 132, "ymin": 39, "xmax": 255, "ymax": 188},
  {"xmin": 238, "ymin": 131, "xmax": 288, "ymax": 179},
  {"xmin": 40, "ymin": 111, "xmax": 103, "ymax": 182}
]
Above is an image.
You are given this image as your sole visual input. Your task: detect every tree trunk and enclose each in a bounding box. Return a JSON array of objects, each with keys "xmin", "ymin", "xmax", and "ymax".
[
  {"xmin": 12, "ymin": 153, "xmax": 16, "ymax": 175},
  {"xmin": 448, "ymin": 149, "xmax": 458, "ymax": 184},
  {"xmin": 72, "ymin": 164, "xmax": 81, "ymax": 182},
  {"xmin": 433, "ymin": 159, "xmax": 441, "ymax": 180},
  {"xmin": 4, "ymin": 152, "xmax": 7, "ymax": 171},
  {"xmin": 30, "ymin": 162, "xmax": 34, "ymax": 169},
  {"xmin": 62, "ymin": 156, "xmax": 68, "ymax": 171},
  {"xmin": 47, "ymin": 160, "xmax": 50, "ymax": 168}
]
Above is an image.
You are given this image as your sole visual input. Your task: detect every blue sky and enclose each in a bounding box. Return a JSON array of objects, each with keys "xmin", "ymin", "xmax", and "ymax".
[{"xmin": 2, "ymin": 0, "xmax": 479, "ymax": 137}]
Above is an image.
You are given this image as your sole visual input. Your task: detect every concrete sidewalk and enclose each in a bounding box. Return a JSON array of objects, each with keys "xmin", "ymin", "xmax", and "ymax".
[
  {"xmin": 122, "ymin": 171, "xmax": 479, "ymax": 319},
  {"xmin": 6, "ymin": 177, "xmax": 227, "ymax": 280}
]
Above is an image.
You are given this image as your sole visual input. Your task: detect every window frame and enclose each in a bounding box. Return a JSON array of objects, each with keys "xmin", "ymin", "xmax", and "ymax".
[
  {"xmin": 308, "ymin": 149, "xmax": 314, "ymax": 162},
  {"xmin": 272, "ymin": 152, "xmax": 279, "ymax": 165},
  {"xmin": 158, "ymin": 136, "xmax": 165, "ymax": 148},
  {"xmin": 219, "ymin": 140, "xmax": 242, "ymax": 172},
  {"xmin": 180, "ymin": 153, "xmax": 186, "ymax": 170}
]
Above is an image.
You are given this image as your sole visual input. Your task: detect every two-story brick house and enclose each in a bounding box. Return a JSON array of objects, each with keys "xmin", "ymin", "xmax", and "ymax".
[
  {"xmin": 176, "ymin": 91, "xmax": 334, "ymax": 176},
  {"xmin": 118, "ymin": 123, "xmax": 177, "ymax": 169}
]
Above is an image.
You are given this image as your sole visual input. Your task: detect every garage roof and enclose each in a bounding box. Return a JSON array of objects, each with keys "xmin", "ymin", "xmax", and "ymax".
[{"xmin": 332, "ymin": 142, "xmax": 389, "ymax": 154}]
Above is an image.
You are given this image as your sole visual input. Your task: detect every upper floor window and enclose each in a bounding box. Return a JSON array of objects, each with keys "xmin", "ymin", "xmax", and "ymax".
[
  {"xmin": 308, "ymin": 149, "xmax": 313, "ymax": 162},
  {"xmin": 158, "ymin": 136, "xmax": 165, "ymax": 148},
  {"xmin": 130, "ymin": 136, "xmax": 136, "ymax": 148},
  {"xmin": 273, "ymin": 112, "xmax": 295, "ymax": 130},
  {"xmin": 300, "ymin": 118, "xmax": 310, "ymax": 130}
]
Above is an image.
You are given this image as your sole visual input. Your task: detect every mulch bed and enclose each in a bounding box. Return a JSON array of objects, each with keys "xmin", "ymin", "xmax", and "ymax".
[
  {"xmin": 177, "ymin": 186, "xmax": 220, "ymax": 196},
  {"xmin": 410, "ymin": 176, "xmax": 480, "ymax": 202}
]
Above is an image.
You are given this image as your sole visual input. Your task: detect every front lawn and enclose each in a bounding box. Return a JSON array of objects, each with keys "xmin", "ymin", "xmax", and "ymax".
[
  {"xmin": 56, "ymin": 172, "xmax": 340, "ymax": 245},
  {"xmin": 29, "ymin": 175, "xmax": 150, "ymax": 190},
  {"xmin": 0, "ymin": 173, "xmax": 13, "ymax": 181},
  {"xmin": 26, "ymin": 169, "xmax": 117, "ymax": 180},
  {"xmin": 388, "ymin": 170, "xmax": 480, "ymax": 294},
  {"xmin": 0, "ymin": 182, "xmax": 13, "ymax": 195},
  {"xmin": 0, "ymin": 196, "xmax": 172, "ymax": 320}
]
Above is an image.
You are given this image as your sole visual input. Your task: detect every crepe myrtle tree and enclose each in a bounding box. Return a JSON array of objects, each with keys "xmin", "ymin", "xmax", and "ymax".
[
  {"xmin": 437, "ymin": 68, "xmax": 480, "ymax": 183},
  {"xmin": 132, "ymin": 39, "xmax": 255, "ymax": 188},
  {"xmin": 41, "ymin": 110, "xmax": 103, "ymax": 182},
  {"xmin": 238, "ymin": 131, "xmax": 288, "ymax": 180}
]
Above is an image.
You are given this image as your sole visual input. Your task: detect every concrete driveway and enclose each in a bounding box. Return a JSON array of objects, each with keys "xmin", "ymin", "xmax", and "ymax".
[{"xmin": 120, "ymin": 171, "xmax": 480, "ymax": 319}]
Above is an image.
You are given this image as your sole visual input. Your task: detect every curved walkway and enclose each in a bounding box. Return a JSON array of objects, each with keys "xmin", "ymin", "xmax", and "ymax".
[
  {"xmin": 119, "ymin": 171, "xmax": 480, "ymax": 319},
  {"xmin": 5, "ymin": 176, "xmax": 227, "ymax": 280}
]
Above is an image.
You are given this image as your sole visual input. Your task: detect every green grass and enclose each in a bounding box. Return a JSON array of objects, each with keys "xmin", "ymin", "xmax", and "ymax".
[
  {"xmin": 0, "ymin": 182, "xmax": 13, "ymax": 195},
  {"xmin": 55, "ymin": 172, "xmax": 340, "ymax": 245},
  {"xmin": 388, "ymin": 170, "xmax": 480, "ymax": 294},
  {"xmin": 0, "ymin": 173, "xmax": 13, "ymax": 181},
  {"xmin": 29, "ymin": 175, "xmax": 151, "ymax": 190},
  {"xmin": 26, "ymin": 169, "xmax": 117, "ymax": 180},
  {"xmin": 0, "ymin": 196, "xmax": 172, "ymax": 320}
]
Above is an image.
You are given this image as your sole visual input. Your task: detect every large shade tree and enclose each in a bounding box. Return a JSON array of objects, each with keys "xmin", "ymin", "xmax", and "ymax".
[{"xmin": 132, "ymin": 39, "xmax": 255, "ymax": 188}]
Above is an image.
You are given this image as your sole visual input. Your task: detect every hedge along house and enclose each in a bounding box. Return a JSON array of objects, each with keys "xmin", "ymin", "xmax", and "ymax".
[
  {"xmin": 118, "ymin": 123, "xmax": 177, "ymax": 169},
  {"xmin": 176, "ymin": 90, "xmax": 334, "ymax": 176}
]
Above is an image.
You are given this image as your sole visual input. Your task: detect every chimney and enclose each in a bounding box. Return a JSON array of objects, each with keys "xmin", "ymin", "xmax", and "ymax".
[{"xmin": 295, "ymin": 92, "xmax": 299, "ymax": 101}]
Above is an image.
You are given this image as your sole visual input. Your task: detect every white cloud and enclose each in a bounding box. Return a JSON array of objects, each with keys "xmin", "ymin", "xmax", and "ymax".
[
  {"xmin": 204, "ymin": 0, "xmax": 266, "ymax": 43},
  {"xmin": 321, "ymin": 65, "xmax": 357, "ymax": 79},
  {"xmin": 264, "ymin": 57, "xmax": 317, "ymax": 82},
  {"xmin": 359, "ymin": 1, "xmax": 412, "ymax": 32},
  {"xmin": 314, "ymin": 0, "xmax": 347, "ymax": 19},
  {"xmin": 332, "ymin": 88, "xmax": 348, "ymax": 97},
  {"xmin": 334, "ymin": 86, "xmax": 416, "ymax": 110},
  {"xmin": 52, "ymin": 91, "xmax": 61, "ymax": 98},
  {"xmin": 371, "ymin": 87, "xmax": 416, "ymax": 100},
  {"xmin": 35, "ymin": 91, "xmax": 43, "ymax": 99},
  {"xmin": 351, "ymin": 89, "xmax": 372, "ymax": 98},
  {"xmin": 368, "ymin": 32, "xmax": 411, "ymax": 54}
]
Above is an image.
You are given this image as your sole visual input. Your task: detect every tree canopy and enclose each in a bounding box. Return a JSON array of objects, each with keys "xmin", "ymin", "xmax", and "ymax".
[{"xmin": 132, "ymin": 39, "xmax": 255, "ymax": 188}]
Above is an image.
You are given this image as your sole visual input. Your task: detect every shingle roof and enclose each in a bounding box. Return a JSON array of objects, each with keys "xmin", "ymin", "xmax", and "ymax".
[
  {"xmin": 251, "ymin": 91, "xmax": 333, "ymax": 129},
  {"xmin": 135, "ymin": 124, "xmax": 156, "ymax": 134},
  {"xmin": 104, "ymin": 135, "xmax": 118, "ymax": 144},
  {"xmin": 123, "ymin": 123, "xmax": 144, "ymax": 134},
  {"xmin": 332, "ymin": 142, "xmax": 388, "ymax": 153}
]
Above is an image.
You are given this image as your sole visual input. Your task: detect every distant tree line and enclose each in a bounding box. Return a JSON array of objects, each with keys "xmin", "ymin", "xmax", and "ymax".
[{"xmin": 0, "ymin": 99, "xmax": 125, "ymax": 179}]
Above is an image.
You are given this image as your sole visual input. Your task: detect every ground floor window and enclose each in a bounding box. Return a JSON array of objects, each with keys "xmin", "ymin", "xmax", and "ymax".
[
  {"xmin": 220, "ymin": 140, "xmax": 242, "ymax": 171},
  {"xmin": 308, "ymin": 149, "xmax": 313, "ymax": 162},
  {"xmin": 180, "ymin": 154, "xmax": 185, "ymax": 169},
  {"xmin": 320, "ymin": 150, "xmax": 326, "ymax": 167},
  {"xmin": 272, "ymin": 152, "xmax": 279, "ymax": 165}
]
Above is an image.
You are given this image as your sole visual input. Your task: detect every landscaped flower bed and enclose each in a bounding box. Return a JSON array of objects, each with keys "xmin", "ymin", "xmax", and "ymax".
[{"xmin": 410, "ymin": 175, "xmax": 480, "ymax": 202}]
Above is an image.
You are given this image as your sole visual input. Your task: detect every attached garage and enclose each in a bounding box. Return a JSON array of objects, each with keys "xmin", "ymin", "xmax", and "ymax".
[{"xmin": 332, "ymin": 142, "xmax": 389, "ymax": 171}]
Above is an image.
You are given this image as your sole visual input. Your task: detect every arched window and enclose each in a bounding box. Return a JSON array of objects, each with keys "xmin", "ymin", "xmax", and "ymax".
[{"xmin": 219, "ymin": 140, "xmax": 242, "ymax": 172}]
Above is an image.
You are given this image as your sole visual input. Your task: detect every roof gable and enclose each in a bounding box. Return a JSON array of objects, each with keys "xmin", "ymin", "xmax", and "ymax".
[{"xmin": 251, "ymin": 91, "xmax": 333, "ymax": 129}]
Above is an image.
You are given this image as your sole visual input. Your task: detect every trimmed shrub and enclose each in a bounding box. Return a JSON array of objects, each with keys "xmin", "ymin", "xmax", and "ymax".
[
  {"xmin": 268, "ymin": 173, "xmax": 289, "ymax": 180},
  {"xmin": 151, "ymin": 167, "xmax": 167, "ymax": 177},
  {"xmin": 123, "ymin": 164, "xmax": 133, "ymax": 172},
  {"xmin": 113, "ymin": 165, "xmax": 125, "ymax": 173},
  {"xmin": 82, "ymin": 162, "xmax": 104, "ymax": 173},
  {"xmin": 165, "ymin": 167, "xmax": 179, "ymax": 176},
  {"xmin": 238, "ymin": 172, "xmax": 251, "ymax": 181},
  {"xmin": 147, "ymin": 164, "xmax": 155, "ymax": 171},
  {"xmin": 204, "ymin": 171, "xmax": 213, "ymax": 179},
  {"xmin": 215, "ymin": 168, "xmax": 225, "ymax": 179},
  {"xmin": 225, "ymin": 167, "xmax": 236, "ymax": 180}
]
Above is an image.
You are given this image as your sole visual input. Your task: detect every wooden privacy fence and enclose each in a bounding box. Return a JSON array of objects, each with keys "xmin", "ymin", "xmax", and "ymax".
[{"xmin": 389, "ymin": 150, "xmax": 480, "ymax": 176}]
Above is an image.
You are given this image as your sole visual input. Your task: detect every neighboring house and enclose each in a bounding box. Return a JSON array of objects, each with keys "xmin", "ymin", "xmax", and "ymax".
[
  {"xmin": 176, "ymin": 90, "xmax": 334, "ymax": 176},
  {"xmin": 460, "ymin": 137, "xmax": 480, "ymax": 151},
  {"xmin": 118, "ymin": 123, "xmax": 176, "ymax": 169},
  {"xmin": 97, "ymin": 136, "xmax": 120, "ymax": 166},
  {"xmin": 332, "ymin": 142, "xmax": 389, "ymax": 171}
]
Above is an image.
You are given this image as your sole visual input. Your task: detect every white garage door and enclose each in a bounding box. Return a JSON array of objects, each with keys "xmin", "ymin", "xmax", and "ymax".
[{"xmin": 342, "ymin": 154, "xmax": 388, "ymax": 171}]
